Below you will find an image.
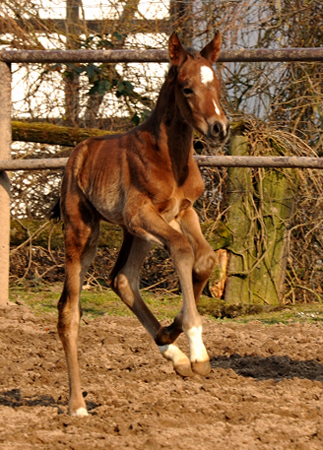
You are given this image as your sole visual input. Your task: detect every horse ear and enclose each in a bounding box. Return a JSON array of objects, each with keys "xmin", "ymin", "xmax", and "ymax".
[
  {"xmin": 200, "ymin": 31, "xmax": 222, "ymax": 64},
  {"xmin": 169, "ymin": 32, "xmax": 187, "ymax": 66}
]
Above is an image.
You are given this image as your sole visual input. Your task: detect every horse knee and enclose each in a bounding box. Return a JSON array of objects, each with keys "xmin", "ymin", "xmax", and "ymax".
[{"xmin": 193, "ymin": 247, "xmax": 215, "ymax": 282}]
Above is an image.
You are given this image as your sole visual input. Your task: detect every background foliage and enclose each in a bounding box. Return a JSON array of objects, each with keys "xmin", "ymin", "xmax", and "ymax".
[{"xmin": 1, "ymin": 0, "xmax": 323, "ymax": 302}]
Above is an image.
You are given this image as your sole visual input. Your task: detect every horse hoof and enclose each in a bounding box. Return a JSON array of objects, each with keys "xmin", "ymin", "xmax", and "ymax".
[
  {"xmin": 175, "ymin": 362, "xmax": 195, "ymax": 377},
  {"xmin": 191, "ymin": 360, "xmax": 211, "ymax": 376}
]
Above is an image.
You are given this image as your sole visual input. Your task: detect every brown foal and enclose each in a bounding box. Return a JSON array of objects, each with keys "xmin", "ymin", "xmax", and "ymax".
[{"xmin": 58, "ymin": 31, "xmax": 229, "ymax": 415}]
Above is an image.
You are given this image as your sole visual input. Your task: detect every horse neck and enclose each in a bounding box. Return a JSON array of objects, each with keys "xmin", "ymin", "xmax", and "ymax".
[{"xmin": 144, "ymin": 74, "xmax": 194, "ymax": 185}]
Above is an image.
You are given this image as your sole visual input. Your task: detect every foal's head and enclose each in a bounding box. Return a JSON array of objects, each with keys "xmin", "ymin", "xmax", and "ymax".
[{"xmin": 169, "ymin": 32, "xmax": 229, "ymax": 147}]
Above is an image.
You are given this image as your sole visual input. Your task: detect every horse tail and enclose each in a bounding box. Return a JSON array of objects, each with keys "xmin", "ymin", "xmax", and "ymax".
[{"xmin": 49, "ymin": 197, "xmax": 61, "ymax": 222}]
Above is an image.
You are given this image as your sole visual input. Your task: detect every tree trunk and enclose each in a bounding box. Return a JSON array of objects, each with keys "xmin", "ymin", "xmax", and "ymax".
[
  {"xmin": 251, "ymin": 168, "xmax": 296, "ymax": 303},
  {"xmin": 223, "ymin": 134, "xmax": 296, "ymax": 305},
  {"xmin": 223, "ymin": 134, "xmax": 255, "ymax": 304}
]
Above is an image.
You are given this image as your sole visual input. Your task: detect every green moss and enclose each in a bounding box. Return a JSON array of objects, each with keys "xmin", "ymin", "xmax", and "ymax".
[
  {"xmin": 197, "ymin": 295, "xmax": 285, "ymax": 319},
  {"xmin": 12, "ymin": 120, "xmax": 111, "ymax": 147},
  {"xmin": 201, "ymin": 221, "xmax": 232, "ymax": 250},
  {"xmin": 197, "ymin": 296, "xmax": 226, "ymax": 317}
]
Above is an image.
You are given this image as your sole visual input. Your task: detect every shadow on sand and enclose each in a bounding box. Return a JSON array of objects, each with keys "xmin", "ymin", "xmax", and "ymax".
[
  {"xmin": 211, "ymin": 353, "xmax": 323, "ymax": 382},
  {"xmin": 0, "ymin": 388, "xmax": 98, "ymax": 412}
]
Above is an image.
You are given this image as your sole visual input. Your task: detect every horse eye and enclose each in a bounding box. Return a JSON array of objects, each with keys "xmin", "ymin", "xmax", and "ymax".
[{"xmin": 183, "ymin": 87, "xmax": 194, "ymax": 96}]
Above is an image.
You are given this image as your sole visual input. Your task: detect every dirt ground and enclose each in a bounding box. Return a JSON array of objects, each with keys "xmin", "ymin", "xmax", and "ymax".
[{"xmin": 1, "ymin": 303, "xmax": 323, "ymax": 449}]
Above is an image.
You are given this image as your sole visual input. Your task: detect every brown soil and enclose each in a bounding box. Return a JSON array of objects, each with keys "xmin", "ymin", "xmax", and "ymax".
[{"xmin": 1, "ymin": 304, "xmax": 323, "ymax": 449}]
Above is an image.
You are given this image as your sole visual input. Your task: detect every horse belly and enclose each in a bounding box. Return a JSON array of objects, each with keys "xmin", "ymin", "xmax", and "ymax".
[{"xmin": 88, "ymin": 183, "xmax": 125, "ymax": 225}]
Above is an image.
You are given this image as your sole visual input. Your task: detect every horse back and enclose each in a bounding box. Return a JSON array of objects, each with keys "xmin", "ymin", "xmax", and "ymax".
[{"xmin": 61, "ymin": 126, "xmax": 204, "ymax": 225}]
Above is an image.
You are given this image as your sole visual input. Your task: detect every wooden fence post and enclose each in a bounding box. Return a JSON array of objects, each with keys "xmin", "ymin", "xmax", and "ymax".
[
  {"xmin": 223, "ymin": 134, "xmax": 254, "ymax": 304},
  {"xmin": 0, "ymin": 61, "xmax": 11, "ymax": 309}
]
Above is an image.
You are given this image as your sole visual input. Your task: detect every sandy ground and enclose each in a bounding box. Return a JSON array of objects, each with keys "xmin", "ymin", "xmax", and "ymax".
[{"xmin": 1, "ymin": 303, "xmax": 323, "ymax": 449}]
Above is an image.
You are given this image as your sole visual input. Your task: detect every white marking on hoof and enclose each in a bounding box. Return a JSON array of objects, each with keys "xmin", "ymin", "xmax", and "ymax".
[
  {"xmin": 73, "ymin": 407, "xmax": 89, "ymax": 416},
  {"xmin": 200, "ymin": 65, "xmax": 214, "ymax": 85},
  {"xmin": 185, "ymin": 326, "xmax": 209, "ymax": 363},
  {"xmin": 213, "ymin": 99, "xmax": 221, "ymax": 116},
  {"xmin": 159, "ymin": 344, "xmax": 193, "ymax": 376},
  {"xmin": 159, "ymin": 343, "xmax": 189, "ymax": 366}
]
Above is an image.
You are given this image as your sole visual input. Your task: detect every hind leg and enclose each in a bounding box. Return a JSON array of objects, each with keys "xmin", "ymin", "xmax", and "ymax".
[
  {"xmin": 58, "ymin": 199, "xmax": 100, "ymax": 416},
  {"xmin": 108, "ymin": 230, "xmax": 193, "ymax": 377},
  {"xmin": 108, "ymin": 230, "xmax": 160, "ymax": 336}
]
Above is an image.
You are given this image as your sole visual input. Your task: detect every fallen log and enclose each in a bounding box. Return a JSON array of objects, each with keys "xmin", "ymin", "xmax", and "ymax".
[{"xmin": 12, "ymin": 120, "xmax": 110, "ymax": 147}]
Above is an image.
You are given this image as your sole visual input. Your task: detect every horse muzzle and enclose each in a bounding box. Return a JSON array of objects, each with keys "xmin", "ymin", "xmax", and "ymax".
[{"xmin": 206, "ymin": 120, "xmax": 230, "ymax": 147}]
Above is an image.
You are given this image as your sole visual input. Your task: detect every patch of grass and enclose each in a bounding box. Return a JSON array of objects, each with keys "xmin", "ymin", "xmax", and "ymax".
[
  {"xmin": 8, "ymin": 282, "xmax": 323, "ymax": 326},
  {"xmin": 9, "ymin": 282, "xmax": 182, "ymax": 320}
]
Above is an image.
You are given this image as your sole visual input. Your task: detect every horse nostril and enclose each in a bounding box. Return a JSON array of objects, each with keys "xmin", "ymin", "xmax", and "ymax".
[
  {"xmin": 207, "ymin": 121, "xmax": 229, "ymax": 142},
  {"xmin": 212, "ymin": 122, "xmax": 222, "ymax": 136}
]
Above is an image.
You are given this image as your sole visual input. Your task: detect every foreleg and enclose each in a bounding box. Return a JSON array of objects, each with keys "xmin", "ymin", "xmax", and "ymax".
[{"xmin": 125, "ymin": 204, "xmax": 212, "ymax": 376}]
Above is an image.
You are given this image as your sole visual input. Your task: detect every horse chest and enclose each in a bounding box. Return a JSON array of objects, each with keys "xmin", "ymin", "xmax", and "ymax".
[
  {"xmin": 156, "ymin": 174, "xmax": 204, "ymax": 222},
  {"xmin": 152, "ymin": 153, "xmax": 204, "ymax": 195}
]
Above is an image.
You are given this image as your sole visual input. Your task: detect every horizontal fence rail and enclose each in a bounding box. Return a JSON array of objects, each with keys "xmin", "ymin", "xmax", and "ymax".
[
  {"xmin": 1, "ymin": 48, "xmax": 323, "ymax": 64},
  {"xmin": 195, "ymin": 155, "xmax": 323, "ymax": 168},
  {"xmin": 0, "ymin": 158, "xmax": 68, "ymax": 171},
  {"xmin": 1, "ymin": 155, "xmax": 323, "ymax": 172}
]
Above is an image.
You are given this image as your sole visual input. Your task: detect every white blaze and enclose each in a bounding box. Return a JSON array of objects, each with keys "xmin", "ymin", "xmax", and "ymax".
[
  {"xmin": 200, "ymin": 65, "xmax": 214, "ymax": 86},
  {"xmin": 213, "ymin": 99, "xmax": 221, "ymax": 116}
]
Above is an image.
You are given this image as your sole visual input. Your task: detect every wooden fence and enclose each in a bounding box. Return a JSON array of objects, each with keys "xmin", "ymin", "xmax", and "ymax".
[{"xmin": 1, "ymin": 47, "xmax": 323, "ymax": 308}]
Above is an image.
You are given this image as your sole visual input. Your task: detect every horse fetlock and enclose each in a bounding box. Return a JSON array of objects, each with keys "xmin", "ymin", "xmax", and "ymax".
[
  {"xmin": 155, "ymin": 322, "xmax": 182, "ymax": 346},
  {"xmin": 161, "ymin": 346, "xmax": 195, "ymax": 378},
  {"xmin": 68, "ymin": 397, "xmax": 88, "ymax": 416},
  {"xmin": 184, "ymin": 325, "xmax": 210, "ymax": 366},
  {"xmin": 159, "ymin": 343, "xmax": 194, "ymax": 377},
  {"xmin": 70, "ymin": 407, "xmax": 89, "ymax": 417}
]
